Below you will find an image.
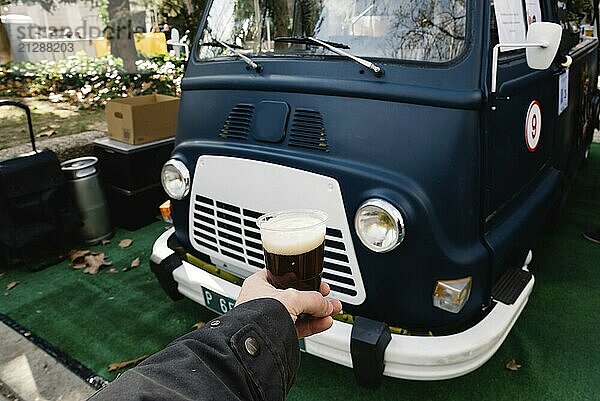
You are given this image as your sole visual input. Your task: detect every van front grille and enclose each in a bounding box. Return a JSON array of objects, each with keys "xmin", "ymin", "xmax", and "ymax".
[
  {"xmin": 191, "ymin": 195, "xmax": 358, "ymax": 296},
  {"xmin": 219, "ymin": 104, "xmax": 254, "ymax": 140},
  {"xmin": 288, "ymin": 108, "xmax": 328, "ymax": 152}
]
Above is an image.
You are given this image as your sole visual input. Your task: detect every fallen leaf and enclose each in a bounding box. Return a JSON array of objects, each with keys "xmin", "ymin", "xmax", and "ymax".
[
  {"xmin": 0, "ymin": 272, "xmax": 5, "ymax": 279},
  {"xmin": 108, "ymin": 355, "xmax": 148, "ymax": 372},
  {"xmin": 6, "ymin": 281, "xmax": 19, "ymax": 290},
  {"xmin": 192, "ymin": 321, "xmax": 205, "ymax": 330},
  {"xmin": 505, "ymin": 359, "xmax": 522, "ymax": 371},
  {"xmin": 106, "ymin": 268, "xmax": 119, "ymax": 274},
  {"xmin": 123, "ymin": 257, "xmax": 141, "ymax": 272},
  {"xmin": 36, "ymin": 130, "xmax": 56, "ymax": 138},
  {"xmin": 101, "ymin": 239, "xmax": 111, "ymax": 245},
  {"xmin": 69, "ymin": 249, "xmax": 92, "ymax": 269},
  {"xmin": 118, "ymin": 239, "xmax": 133, "ymax": 249},
  {"xmin": 69, "ymin": 249, "xmax": 90, "ymax": 263},
  {"xmin": 83, "ymin": 253, "xmax": 112, "ymax": 274}
]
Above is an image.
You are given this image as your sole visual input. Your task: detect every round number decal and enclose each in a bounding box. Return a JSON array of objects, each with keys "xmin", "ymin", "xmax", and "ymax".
[{"xmin": 525, "ymin": 100, "xmax": 542, "ymax": 152}]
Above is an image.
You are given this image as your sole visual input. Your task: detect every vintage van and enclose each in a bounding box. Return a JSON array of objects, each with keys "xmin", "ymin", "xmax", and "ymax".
[{"xmin": 150, "ymin": 0, "xmax": 599, "ymax": 385}]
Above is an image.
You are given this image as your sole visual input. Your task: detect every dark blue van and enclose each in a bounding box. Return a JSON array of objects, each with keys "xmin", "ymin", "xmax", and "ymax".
[{"xmin": 151, "ymin": 0, "xmax": 599, "ymax": 381}]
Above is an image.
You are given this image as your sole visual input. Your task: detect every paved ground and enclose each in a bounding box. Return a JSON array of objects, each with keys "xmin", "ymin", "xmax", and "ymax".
[{"xmin": 0, "ymin": 323, "xmax": 95, "ymax": 401}]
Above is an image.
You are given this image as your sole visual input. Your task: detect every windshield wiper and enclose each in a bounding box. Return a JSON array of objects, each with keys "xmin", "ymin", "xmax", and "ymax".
[
  {"xmin": 274, "ymin": 36, "xmax": 383, "ymax": 77},
  {"xmin": 200, "ymin": 40, "xmax": 243, "ymax": 49},
  {"xmin": 200, "ymin": 40, "xmax": 263, "ymax": 73},
  {"xmin": 274, "ymin": 36, "xmax": 350, "ymax": 49}
]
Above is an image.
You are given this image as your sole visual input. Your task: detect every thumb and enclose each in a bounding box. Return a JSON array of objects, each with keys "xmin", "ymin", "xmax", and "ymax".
[{"xmin": 294, "ymin": 291, "xmax": 333, "ymax": 318}]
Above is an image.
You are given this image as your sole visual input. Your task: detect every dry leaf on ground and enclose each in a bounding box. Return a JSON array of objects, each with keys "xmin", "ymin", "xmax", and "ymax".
[
  {"xmin": 70, "ymin": 249, "xmax": 92, "ymax": 270},
  {"xmin": 36, "ymin": 130, "xmax": 56, "ymax": 138},
  {"xmin": 118, "ymin": 239, "xmax": 133, "ymax": 249},
  {"xmin": 108, "ymin": 355, "xmax": 148, "ymax": 372},
  {"xmin": 6, "ymin": 281, "xmax": 19, "ymax": 290},
  {"xmin": 83, "ymin": 253, "xmax": 112, "ymax": 275},
  {"xmin": 505, "ymin": 359, "xmax": 522, "ymax": 371},
  {"xmin": 0, "ymin": 272, "xmax": 5, "ymax": 279},
  {"xmin": 69, "ymin": 249, "xmax": 90, "ymax": 263},
  {"xmin": 192, "ymin": 321, "xmax": 205, "ymax": 330},
  {"xmin": 123, "ymin": 257, "xmax": 141, "ymax": 272},
  {"xmin": 106, "ymin": 268, "xmax": 119, "ymax": 274},
  {"xmin": 101, "ymin": 239, "xmax": 111, "ymax": 246}
]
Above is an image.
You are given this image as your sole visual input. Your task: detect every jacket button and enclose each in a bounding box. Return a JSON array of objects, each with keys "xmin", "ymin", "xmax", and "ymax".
[{"xmin": 244, "ymin": 337, "xmax": 260, "ymax": 356}]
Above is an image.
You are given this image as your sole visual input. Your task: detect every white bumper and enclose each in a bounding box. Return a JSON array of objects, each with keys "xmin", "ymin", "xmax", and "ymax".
[{"xmin": 152, "ymin": 228, "xmax": 534, "ymax": 381}]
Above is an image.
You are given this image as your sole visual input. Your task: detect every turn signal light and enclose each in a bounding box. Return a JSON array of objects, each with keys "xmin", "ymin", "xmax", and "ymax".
[
  {"xmin": 433, "ymin": 277, "xmax": 472, "ymax": 314},
  {"xmin": 160, "ymin": 200, "xmax": 173, "ymax": 223}
]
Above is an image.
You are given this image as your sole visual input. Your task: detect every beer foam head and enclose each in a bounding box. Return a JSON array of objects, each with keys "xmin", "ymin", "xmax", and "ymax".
[{"xmin": 258, "ymin": 211, "xmax": 327, "ymax": 255}]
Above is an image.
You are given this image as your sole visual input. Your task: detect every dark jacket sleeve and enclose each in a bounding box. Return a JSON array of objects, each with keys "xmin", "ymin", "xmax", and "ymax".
[{"xmin": 89, "ymin": 298, "xmax": 300, "ymax": 401}]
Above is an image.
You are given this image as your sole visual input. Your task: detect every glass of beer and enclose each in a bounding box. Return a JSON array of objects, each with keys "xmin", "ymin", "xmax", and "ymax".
[{"xmin": 257, "ymin": 209, "xmax": 328, "ymax": 291}]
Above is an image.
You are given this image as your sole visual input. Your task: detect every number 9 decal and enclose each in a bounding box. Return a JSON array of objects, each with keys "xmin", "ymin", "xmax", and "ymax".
[{"xmin": 525, "ymin": 100, "xmax": 542, "ymax": 152}]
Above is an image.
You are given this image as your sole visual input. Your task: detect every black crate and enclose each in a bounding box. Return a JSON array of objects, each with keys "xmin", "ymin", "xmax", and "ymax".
[
  {"xmin": 104, "ymin": 183, "xmax": 168, "ymax": 231},
  {"xmin": 93, "ymin": 137, "xmax": 174, "ymax": 191}
]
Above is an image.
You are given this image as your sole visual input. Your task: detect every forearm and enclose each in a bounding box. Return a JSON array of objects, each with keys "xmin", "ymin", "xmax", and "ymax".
[{"xmin": 89, "ymin": 298, "xmax": 300, "ymax": 401}]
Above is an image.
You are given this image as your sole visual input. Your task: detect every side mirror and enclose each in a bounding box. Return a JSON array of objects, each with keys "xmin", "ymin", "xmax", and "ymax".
[
  {"xmin": 491, "ymin": 22, "xmax": 563, "ymax": 93},
  {"xmin": 526, "ymin": 22, "xmax": 562, "ymax": 70}
]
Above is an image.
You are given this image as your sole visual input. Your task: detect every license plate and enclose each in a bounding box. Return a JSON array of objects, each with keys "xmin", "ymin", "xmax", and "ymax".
[{"xmin": 202, "ymin": 287, "xmax": 236, "ymax": 314}]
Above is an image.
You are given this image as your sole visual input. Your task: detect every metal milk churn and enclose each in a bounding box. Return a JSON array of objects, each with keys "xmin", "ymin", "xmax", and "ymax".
[{"xmin": 61, "ymin": 156, "xmax": 113, "ymax": 244}]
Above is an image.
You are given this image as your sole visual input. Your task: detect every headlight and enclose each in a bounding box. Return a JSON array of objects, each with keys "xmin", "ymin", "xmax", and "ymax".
[
  {"xmin": 161, "ymin": 159, "xmax": 190, "ymax": 200},
  {"xmin": 354, "ymin": 199, "xmax": 405, "ymax": 253}
]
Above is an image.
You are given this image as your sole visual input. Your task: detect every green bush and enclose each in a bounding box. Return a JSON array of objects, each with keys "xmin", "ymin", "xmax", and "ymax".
[{"xmin": 0, "ymin": 54, "xmax": 185, "ymax": 108}]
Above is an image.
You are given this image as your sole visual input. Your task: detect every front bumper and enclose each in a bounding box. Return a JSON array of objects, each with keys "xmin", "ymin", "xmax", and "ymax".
[{"xmin": 151, "ymin": 227, "xmax": 534, "ymax": 381}]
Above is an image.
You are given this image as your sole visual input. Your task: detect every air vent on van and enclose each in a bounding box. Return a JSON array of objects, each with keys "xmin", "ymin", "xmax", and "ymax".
[
  {"xmin": 219, "ymin": 104, "xmax": 255, "ymax": 140},
  {"xmin": 288, "ymin": 108, "xmax": 328, "ymax": 152}
]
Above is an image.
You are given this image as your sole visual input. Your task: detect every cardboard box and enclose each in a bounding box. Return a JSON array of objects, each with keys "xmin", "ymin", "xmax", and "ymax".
[{"xmin": 106, "ymin": 94, "xmax": 179, "ymax": 145}]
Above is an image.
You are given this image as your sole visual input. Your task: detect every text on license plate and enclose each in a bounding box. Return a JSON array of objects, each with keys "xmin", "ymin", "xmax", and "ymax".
[{"xmin": 202, "ymin": 287, "xmax": 236, "ymax": 314}]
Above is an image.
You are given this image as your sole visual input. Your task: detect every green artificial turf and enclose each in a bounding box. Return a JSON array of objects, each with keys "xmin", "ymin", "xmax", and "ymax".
[
  {"xmin": 0, "ymin": 223, "xmax": 217, "ymax": 381},
  {"xmin": 1, "ymin": 145, "xmax": 599, "ymax": 400}
]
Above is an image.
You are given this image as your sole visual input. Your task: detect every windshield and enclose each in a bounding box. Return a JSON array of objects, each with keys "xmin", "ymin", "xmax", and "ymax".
[{"xmin": 198, "ymin": 0, "xmax": 467, "ymax": 63}]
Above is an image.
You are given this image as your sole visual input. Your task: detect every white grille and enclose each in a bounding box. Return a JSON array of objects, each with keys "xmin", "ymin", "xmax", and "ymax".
[
  {"xmin": 187, "ymin": 156, "xmax": 366, "ymax": 305},
  {"xmin": 191, "ymin": 195, "xmax": 360, "ymax": 298}
]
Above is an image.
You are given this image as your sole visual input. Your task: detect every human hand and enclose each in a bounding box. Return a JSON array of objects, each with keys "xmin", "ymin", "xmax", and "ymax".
[{"xmin": 235, "ymin": 269, "xmax": 343, "ymax": 339}]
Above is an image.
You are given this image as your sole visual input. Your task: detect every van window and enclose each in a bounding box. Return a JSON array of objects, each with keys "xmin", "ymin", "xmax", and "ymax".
[
  {"xmin": 197, "ymin": 0, "xmax": 467, "ymax": 63},
  {"xmin": 491, "ymin": 0, "xmax": 547, "ymax": 53}
]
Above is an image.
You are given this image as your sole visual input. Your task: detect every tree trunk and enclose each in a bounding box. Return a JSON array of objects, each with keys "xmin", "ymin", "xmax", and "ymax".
[
  {"xmin": 0, "ymin": 22, "xmax": 12, "ymax": 64},
  {"xmin": 107, "ymin": 0, "xmax": 139, "ymax": 72}
]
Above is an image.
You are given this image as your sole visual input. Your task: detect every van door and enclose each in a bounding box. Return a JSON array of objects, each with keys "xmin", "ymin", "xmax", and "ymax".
[
  {"xmin": 484, "ymin": 0, "xmax": 561, "ymax": 277},
  {"xmin": 552, "ymin": 0, "xmax": 598, "ymax": 185}
]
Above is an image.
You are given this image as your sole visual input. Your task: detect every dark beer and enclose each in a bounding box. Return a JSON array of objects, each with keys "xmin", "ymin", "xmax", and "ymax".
[
  {"xmin": 257, "ymin": 210, "xmax": 328, "ymax": 291},
  {"xmin": 263, "ymin": 242, "xmax": 325, "ymax": 291}
]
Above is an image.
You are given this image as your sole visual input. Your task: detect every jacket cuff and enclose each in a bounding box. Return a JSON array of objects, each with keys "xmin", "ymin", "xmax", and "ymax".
[{"xmin": 210, "ymin": 298, "xmax": 300, "ymax": 398}]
